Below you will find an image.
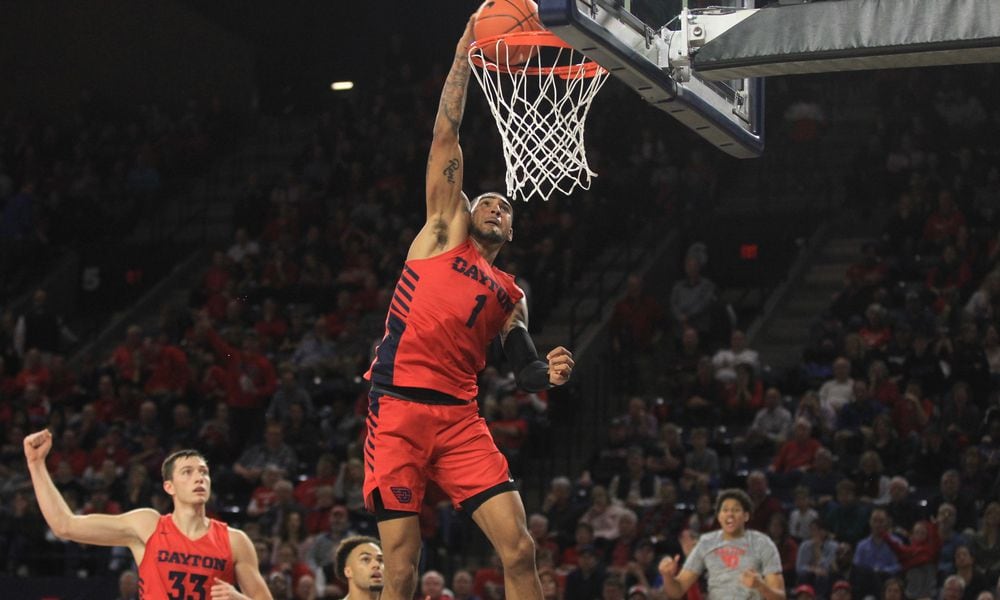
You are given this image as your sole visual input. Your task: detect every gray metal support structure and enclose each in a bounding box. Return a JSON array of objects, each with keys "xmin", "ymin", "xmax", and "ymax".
[{"xmin": 693, "ymin": 0, "xmax": 1000, "ymax": 80}]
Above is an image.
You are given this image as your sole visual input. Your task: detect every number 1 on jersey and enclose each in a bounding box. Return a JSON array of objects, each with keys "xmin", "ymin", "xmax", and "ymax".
[{"xmin": 465, "ymin": 294, "xmax": 487, "ymax": 328}]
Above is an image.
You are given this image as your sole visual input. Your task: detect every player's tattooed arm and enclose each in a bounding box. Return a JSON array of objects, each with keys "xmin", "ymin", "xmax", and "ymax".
[
  {"xmin": 426, "ymin": 18, "xmax": 475, "ymax": 211},
  {"xmin": 418, "ymin": 15, "xmax": 476, "ymax": 254}
]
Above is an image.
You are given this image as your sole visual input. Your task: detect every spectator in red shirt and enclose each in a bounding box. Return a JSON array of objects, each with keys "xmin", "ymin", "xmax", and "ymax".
[
  {"xmin": 46, "ymin": 355, "xmax": 80, "ymax": 406},
  {"xmin": 202, "ymin": 250, "xmax": 232, "ymax": 295},
  {"xmin": 47, "ymin": 428, "xmax": 89, "ymax": 476},
  {"xmin": 611, "ymin": 274, "xmax": 664, "ymax": 392},
  {"xmin": 195, "ymin": 348, "xmax": 228, "ymax": 404},
  {"xmin": 304, "ymin": 485, "xmax": 336, "ymax": 535},
  {"xmin": 254, "ymin": 298, "xmax": 289, "ymax": 352},
  {"xmin": 248, "ymin": 465, "xmax": 285, "ymax": 518},
  {"xmin": 747, "ymin": 470, "xmax": 785, "ymax": 533},
  {"xmin": 22, "ymin": 382, "xmax": 50, "ymax": 427},
  {"xmin": 82, "ymin": 486, "xmax": 122, "ymax": 516},
  {"xmin": 608, "ymin": 511, "xmax": 641, "ymax": 571},
  {"xmin": 867, "ymin": 360, "xmax": 900, "ymax": 408},
  {"xmin": 882, "ymin": 520, "xmax": 941, "ymax": 599},
  {"xmin": 142, "ymin": 334, "xmax": 189, "ymax": 397},
  {"xmin": 926, "ymin": 245, "xmax": 972, "ymax": 300},
  {"xmin": 890, "ymin": 383, "xmax": 932, "ymax": 438},
  {"xmin": 91, "ymin": 374, "xmax": 125, "ymax": 424},
  {"xmin": 14, "ymin": 348, "xmax": 50, "ymax": 393},
  {"xmin": 922, "ymin": 189, "xmax": 965, "ymax": 248},
  {"xmin": 859, "ymin": 303, "xmax": 892, "ymax": 351},
  {"xmin": 473, "ymin": 553, "xmax": 505, "ymax": 599},
  {"xmin": 773, "ymin": 418, "xmax": 821, "ymax": 473},
  {"xmin": 845, "ymin": 243, "xmax": 888, "ymax": 292},
  {"xmin": 198, "ymin": 318, "xmax": 276, "ymax": 444},
  {"xmin": 109, "ymin": 325, "xmax": 143, "ymax": 384},
  {"xmin": 561, "ymin": 521, "xmax": 597, "ymax": 570},
  {"xmin": 89, "ymin": 426, "xmax": 130, "ymax": 471},
  {"xmin": 294, "ymin": 454, "xmax": 339, "ymax": 509}
]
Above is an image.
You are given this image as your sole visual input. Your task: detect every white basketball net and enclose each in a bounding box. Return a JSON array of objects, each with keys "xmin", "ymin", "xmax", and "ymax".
[{"xmin": 468, "ymin": 33, "xmax": 610, "ymax": 202}]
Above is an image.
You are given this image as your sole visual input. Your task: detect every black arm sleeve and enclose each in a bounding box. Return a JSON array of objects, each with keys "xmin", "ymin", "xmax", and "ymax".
[{"xmin": 503, "ymin": 326, "xmax": 551, "ymax": 392}]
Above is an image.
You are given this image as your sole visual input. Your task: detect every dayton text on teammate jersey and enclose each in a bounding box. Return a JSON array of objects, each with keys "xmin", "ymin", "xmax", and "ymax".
[
  {"xmin": 156, "ymin": 550, "xmax": 228, "ymax": 571},
  {"xmin": 450, "ymin": 257, "xmax": 515, "ymax": 312}
]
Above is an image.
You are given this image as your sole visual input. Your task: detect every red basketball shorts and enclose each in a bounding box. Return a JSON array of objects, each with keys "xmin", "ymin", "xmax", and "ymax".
[{"xmin": 362, "ymin": 392, "xmax": 512, "ymax": 512}]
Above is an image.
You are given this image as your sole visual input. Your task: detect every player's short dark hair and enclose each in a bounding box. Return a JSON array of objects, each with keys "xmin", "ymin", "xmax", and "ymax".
[
  {"xmin": 334, "ymin": 535, "xmax": 381, "ymax": 582},
  {"xmin": 715, "ymin": 488, "xmax": 753, "ymax": 514},
  {"xmin": 161, "ymin": 449, "xmax": 207, "ymax": 481}
]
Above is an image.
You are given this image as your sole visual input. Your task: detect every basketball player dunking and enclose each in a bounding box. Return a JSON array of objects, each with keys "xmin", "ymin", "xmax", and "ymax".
[
  {"xmin": 361, "ymin": 15, "xmax": 574, "ymax": 600},
  {"xmin": 24, "ymin": 430, "xmax": 272, "ymax": 599}
]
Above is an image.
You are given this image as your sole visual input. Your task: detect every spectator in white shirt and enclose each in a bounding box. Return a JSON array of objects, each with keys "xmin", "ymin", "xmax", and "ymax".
[
  {"xmin": 712, "ymin": 329, "xmax": 760, "ymax": 383},
  {"xmin": 818, "ymin": 356, "xmax": 854, "ymax": 417}
]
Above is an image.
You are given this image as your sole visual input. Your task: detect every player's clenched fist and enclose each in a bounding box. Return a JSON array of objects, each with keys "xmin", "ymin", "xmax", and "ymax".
[
  {"xmin": 546, "ymin": 346, "xmax": 574, "ymax": 386},
  {"xmin": 23, "ymin": 429, "xmax": 53, "ymax": 464},
  {"xmin": 658, "ymin": 554, "xmax": 681, "ymax": 580}
]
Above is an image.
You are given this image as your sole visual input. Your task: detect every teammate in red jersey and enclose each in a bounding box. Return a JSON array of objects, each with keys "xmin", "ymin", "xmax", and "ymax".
[
  {"xmin": 24, "ymin": 429, "xmax": 271, "ymax": 599},
  {"xmin": 362, "ymin": 15, "xmax": 575, "ymax": 600}
]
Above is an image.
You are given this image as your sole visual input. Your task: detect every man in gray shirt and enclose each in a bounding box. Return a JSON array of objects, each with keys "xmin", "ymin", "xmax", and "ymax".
[
  {"xmin": 659, "ymin": 489, "xmax": 786, "ymax": 599},
  {"xmin": 670, "ymin": 253, "xmax": 717, "ymax": 338}
]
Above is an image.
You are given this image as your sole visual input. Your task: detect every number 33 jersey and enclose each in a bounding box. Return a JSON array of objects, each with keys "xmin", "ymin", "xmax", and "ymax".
[
  {"xmin": 366, "ymin": 239, "xmax": 524, "ymax": 401},
  {"xmin": 138, "ymin": 514, "xmax": 236, "ymax": 599}
]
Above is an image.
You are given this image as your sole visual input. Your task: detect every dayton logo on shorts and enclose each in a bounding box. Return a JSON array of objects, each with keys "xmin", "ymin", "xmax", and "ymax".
[
  {"xmin": 390, "ymin": 486, "xmax": 413, "ymax": 503},
  {"xmin": 715, "ymin": 546, "xmax": 746, "ymax": 569}
]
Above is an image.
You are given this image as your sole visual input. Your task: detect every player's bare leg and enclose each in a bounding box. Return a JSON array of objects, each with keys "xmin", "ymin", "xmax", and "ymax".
[
  {"xmin": 471, "ymin": 490, "xmax": 541, "ymax": 600},
  {"xmin": 375, "ymin": 514, "xmax": 422, "ymax": 600}
]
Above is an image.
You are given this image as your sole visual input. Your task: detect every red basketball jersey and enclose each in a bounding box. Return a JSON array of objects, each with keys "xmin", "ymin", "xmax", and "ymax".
[
  {"xmin": 138, "ymin": 514, "xmax": 236, "ymax": 600},
  {"xmin": 366, "ymin": 240, "xmax": 524, "ymax": 400}
]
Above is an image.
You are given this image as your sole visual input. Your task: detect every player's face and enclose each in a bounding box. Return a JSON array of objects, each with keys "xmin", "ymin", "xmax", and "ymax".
[
  {"xmin": 470, "ymin": 194, "xmax": 514, "ymax": 244},
  {"xmin": 165, "ymin": 457, "xmax": 211, "ymax": 505},
  {"xmin": 346, "ymin": 543, "xmax": 384, "ymax": 592},
  {"xmin": 716, "ymin": 498, "xmax": 749, "ymax": 536}
]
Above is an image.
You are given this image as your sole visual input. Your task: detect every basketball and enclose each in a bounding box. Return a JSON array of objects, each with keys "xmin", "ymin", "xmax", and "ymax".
[{"xmin": 474, "ymin": 0, "xmax": 543, "ymax": 65}]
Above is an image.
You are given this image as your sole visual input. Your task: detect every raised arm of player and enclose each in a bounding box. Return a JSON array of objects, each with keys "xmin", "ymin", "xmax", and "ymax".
[
  {"xmin": 209, "ymin": 528, "xmax": 273, "ymax": 600},
  {"xmin": 501, "ymin": 298, "xmax": 574, "ymax": 391},
  {"xmin": 408, "ymin": 16, "xmax": 477, "ymax": 261},
  {"xmin": 24, "ymin": 429, "xmax": 157, "ymax": 551}
]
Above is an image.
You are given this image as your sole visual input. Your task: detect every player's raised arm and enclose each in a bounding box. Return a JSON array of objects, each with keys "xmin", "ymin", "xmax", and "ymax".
[
  {"xmin": 23, "ymin": 429, "xmax": 157, "ymax": 548},
  {"xmin": 501, "ymin": 297, "xmax": 574, "ymax": 391},
  {"xmin": 410, "ymin": 16, "xmax": 477, "ymax": 260}
]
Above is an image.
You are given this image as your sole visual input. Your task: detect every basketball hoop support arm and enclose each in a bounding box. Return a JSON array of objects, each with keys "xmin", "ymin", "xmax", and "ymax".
[
  {"xmin": 667, "ymin": 7, "xmax": 759, "ymax": 82},
  {"xmin": 539, "ymin": 0, "xmax": 765, "ymax": 158}
]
